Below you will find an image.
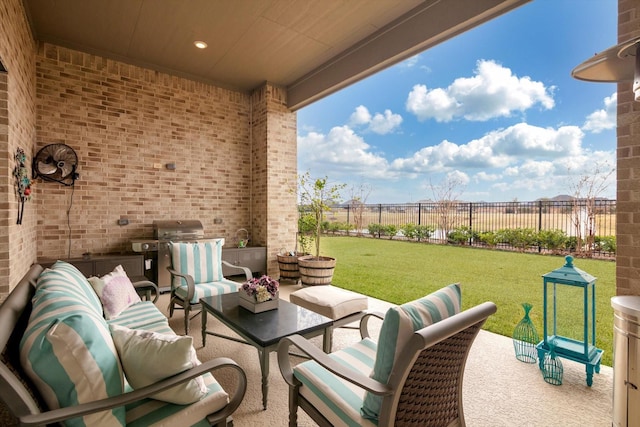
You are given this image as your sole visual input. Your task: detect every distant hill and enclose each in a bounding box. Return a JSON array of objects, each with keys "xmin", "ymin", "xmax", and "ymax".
[{"xmin": 537, "ymin": 194, "xmax": 574, "ymax": 202}]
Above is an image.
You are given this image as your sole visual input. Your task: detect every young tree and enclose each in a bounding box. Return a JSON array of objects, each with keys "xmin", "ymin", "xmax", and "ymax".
[
  {"xmin": 298, "ymin": 171, "xmax": 345, "ymax": 258},
  {"xmin": 568, "ymin": 161, "xmax": 615, "ymax": 257},
  {"xmin": 348, "ymin": 182, "xmax": 373, "ymax": 236},
  {"xmin": 429, "ymin": 174, "xmax": 467, "ymax": 241}
]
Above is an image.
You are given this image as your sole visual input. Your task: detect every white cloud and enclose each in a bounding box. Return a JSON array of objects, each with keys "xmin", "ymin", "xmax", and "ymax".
[
  {"xmin": 447, "ymin": 170, "xmax": 470, "ymax": 185},
  {"xmin": 348, "ymin": 105, "xmax": 402, "ymax": 135},
  {"xmin": 297, "ymin": 126, "xmax": 391, "ymax": 178},
  {"xmin": 390, "ymin": 123, "xmax": 582, "ymax": 174},
  {"xmin": 298, "ymin": 122, "xmax": 615, "ymax": 202},
  {"xmin": 405, "ymin": 59, "xmax": 555, "ymax": 122},
  {"xmin": 583, "ymin": 92, "xmax": 617, "ymax": 133},
  {"xmin": 401, "ymin": 55, "xmax": 420, "ymax": 68},
  {"xmin": 475, "ymin": 171, "xmax": 501, "ymax": 182},
  {"xmin": 349, "ymin": 105, "xmax": 371, "ymax": 126}
]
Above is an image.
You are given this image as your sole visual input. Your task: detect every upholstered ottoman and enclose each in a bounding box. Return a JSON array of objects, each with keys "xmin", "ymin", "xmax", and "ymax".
[{"xmin": 289, "ymin": 285, "xmax": 368, "ymax": 352}]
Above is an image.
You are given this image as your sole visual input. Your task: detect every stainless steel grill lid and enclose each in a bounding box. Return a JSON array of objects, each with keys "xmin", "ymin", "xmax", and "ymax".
[{"xmin": 153, "ymin": 220, "xmax": 204, "ymax": 240}]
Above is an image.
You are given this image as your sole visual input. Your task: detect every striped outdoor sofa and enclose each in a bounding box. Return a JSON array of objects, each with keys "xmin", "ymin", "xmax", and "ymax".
[{"xmin": 0, "ymin": 261, "xmax": 246, "ymax": 427}]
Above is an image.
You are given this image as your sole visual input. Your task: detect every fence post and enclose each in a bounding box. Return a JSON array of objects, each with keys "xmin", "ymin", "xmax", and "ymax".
[
  {"xmin": 418, "ymin": 203, "xmax": 422, "ymax": 225},
  {"xmin": 538, "ymin": 200, "xmax": 542, "ymax": 253},
  {"xmin": 378, "ymin": 204, "xmax": 382, "ymax": 238},
  {"xmin": 469, "ymin": 203, "xmax": 473, "ymax": 246}
]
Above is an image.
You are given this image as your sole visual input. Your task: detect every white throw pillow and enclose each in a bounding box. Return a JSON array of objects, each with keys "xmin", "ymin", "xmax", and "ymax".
[
  {"xmin": 89, "ymin": 265, "xmax": 141, "ymax": 320},
  {"xmin": 109, "ymin": 324, "xmax": 207, "ymax": 404}
]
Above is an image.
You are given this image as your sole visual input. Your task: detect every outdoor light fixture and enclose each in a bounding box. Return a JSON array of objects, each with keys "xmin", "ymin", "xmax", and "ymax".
[
  {"xmin": 572, "ymin": 35, "xmax": 640, "ymax": 101},
  {"xmin": 194, "ymin": 41, "xmax": 208, "ymax": 49}
]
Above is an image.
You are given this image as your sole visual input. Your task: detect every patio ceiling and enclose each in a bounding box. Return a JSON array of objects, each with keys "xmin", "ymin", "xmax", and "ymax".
[{"xmin": 23, "ymin": 0, "xmax": 531, "ymax": 110}]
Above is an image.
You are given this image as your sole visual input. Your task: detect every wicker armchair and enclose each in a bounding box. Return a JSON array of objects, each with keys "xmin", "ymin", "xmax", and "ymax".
[{"xmin": 278, "ymin": 298, "xmax": 497, "ymax": 427}]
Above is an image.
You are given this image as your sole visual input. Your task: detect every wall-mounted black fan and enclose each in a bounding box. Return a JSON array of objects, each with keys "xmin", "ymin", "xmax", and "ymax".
[{"xmin": 33, "ymin": 144, "xmax": 79, "ymax": 186}]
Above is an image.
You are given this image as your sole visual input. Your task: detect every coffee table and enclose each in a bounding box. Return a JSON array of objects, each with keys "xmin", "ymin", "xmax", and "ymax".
[{"xmin": 200, "ymin": 293, "xmax": 333, "ymax": 410}]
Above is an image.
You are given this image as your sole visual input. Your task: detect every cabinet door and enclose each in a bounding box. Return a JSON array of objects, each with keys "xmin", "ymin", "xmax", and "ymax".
[
  {"xmin": 237, "ymin": 247, "xmax": 266, "ymax": 276},
  {"xmin": 94, "ymin": 255, "xmax": 144, "ymax": 277},
  {"xmin": 221, "ymin": 247, "xmax": 266, "ymax": 277},
  {"xmin": 69, "ymin": 260, "xmax": 94, "ymax": 277}
]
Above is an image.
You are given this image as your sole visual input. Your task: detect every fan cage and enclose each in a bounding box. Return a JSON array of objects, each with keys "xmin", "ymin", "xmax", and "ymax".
[{"xmin": 33, "ymin": 144, "xmax": 78, "ymax": 186}]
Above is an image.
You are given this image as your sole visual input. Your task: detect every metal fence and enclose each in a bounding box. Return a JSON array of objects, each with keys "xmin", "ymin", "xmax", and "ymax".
[{"xmin": 319, "ymin": 199, "xmax": 617, "ymax": 258}]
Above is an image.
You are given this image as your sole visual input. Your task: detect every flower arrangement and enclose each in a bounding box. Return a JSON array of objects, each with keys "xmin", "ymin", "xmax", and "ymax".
[{"xmin": 241, "ymin": 275, "xmax": 279, "ymax": 303}]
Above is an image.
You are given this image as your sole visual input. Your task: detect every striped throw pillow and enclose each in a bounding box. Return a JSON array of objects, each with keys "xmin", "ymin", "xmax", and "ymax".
[
  {"xmin": 39, "ymin": 260, "xmax": 104, "ymax": 316},
  {"xmin": 169, "ymin": 239, "xmax": 224, "ymax": 286},
  {"xmin": 361, "ymin": 283, "xmax": 461, "ymax": 420},
  {"xmin": 20, "ymin": 296, "xmax": 125, "ymax": 426}
]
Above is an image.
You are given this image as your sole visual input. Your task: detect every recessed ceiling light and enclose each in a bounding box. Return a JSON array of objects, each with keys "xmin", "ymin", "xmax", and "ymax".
[{"xmin": 194, "ymin": 41, "xmax": 208, "ymax": 49}]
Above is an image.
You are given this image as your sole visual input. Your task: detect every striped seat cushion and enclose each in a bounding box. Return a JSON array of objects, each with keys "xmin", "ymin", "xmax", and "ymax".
[
  {"xmin": 124, "ymin": 373, "xmax": 229, "ymax": 427},
  {"xmin": 293, "ymin": 338, "xmax": 378, "ymax": 427},
  {"xmin": 361, "ymin": 283, "xmax": 462, "ymax": 420},
  {"xmin": 107, "ymin": 301, "xmax": 171, "ymax": 332},
  {"xmin": 174, "ymin": 278, "xmax": 240, "ymax": 304},
  {"xmin": 170, "ymin": 239, "xmax": 225, "ymax": 288},
  {"xmin": 20, "ymin": 284, "xmax": 125, "ymax": 426}
]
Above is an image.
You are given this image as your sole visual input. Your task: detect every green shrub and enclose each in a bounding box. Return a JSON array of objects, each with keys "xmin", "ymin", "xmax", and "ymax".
[
  {"xmin": 538, "ymin": 229, "xmax": 568, "ymax": 253},
  {"xmin": 381, "ymin": 224, "xmax": 398, "ymax": 239},
  {"xmin": 448, "ymin": 226, "xmax": 473, "ymax": 245},
  {"xmin": 400, "ymin": 223, "xmax": 417, "ymax": 239},
  {"xmin": 478, "ymin": 231, "xmax": 499, "ymax": 248},
  {"xmin": 596, "ymin": 235, "xmax": 616, "ymax": 253},
  {"xmin": 400, "ymin": 223, "xmax": 435, "ymax": 241},
  {"xmin": 497, "ymin": 227, "xmax": 538, "ymax": 251},
  {"xmin": 367, "ymin": 223, "xmax": 383, "ymax": 237},
  {"xmin": 565, "ymin": 236, "xmax": 578, "ymax": 252}
]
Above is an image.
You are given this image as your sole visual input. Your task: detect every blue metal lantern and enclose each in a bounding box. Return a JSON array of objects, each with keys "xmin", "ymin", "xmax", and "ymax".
[{"xmin": 536, "ymin": 255, "xmax": 603, "ymax": 386}]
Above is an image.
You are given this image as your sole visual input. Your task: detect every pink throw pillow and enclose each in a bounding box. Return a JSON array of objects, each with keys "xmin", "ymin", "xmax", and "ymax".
[{"xmin": 89, "ymin": 265, "xmax": 141, "ymax": 320}]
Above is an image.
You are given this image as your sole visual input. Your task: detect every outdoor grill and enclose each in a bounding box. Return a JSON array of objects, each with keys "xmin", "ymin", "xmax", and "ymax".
[{"xmin": 131, "ymin": 220, "xmax": 205, "ymax": 292}]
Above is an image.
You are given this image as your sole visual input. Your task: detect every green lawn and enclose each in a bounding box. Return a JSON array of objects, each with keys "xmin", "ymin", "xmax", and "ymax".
[{"xmin": 321, "ymin": 236, "xmax": 616, "ymax": 367}]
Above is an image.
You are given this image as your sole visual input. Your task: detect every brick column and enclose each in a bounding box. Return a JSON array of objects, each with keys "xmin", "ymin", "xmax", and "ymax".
[
  {"xmin": 616, "ymin": 0, "xmax": 640, "ymax": 295},
  {"xmin": 250, "ymin": 83, "xmax": 298, "ymax": 277}
]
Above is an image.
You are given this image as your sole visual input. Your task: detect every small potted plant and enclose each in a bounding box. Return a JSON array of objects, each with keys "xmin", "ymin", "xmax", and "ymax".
[
  {"xmin": 296, "ymin": 171, "xmax": 345, "ymax": 286},
  {"xmin": 238, "ymin": 275, "xmax": 279, "ymax": 313}
]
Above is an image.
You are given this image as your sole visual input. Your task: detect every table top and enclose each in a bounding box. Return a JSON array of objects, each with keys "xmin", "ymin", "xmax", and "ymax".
[{"xmin": 200, "ymin": 293, "xmax": 333, "ymax": 347}]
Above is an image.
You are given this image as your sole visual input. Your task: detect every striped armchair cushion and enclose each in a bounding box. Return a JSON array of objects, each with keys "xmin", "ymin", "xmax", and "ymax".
[
  {"xmin": 361, "ymin": 283, "xmax": 462, "ymax": 420},
  {"xmin": 169, "ymin": 239, "xmax": 224, "ymax": 287},
  {"xmin": 174, "ymin": 278, "xmax": 240, "ymax": 304},
  {"xmin": 293, "ymin": 338, "xmax": 378, "ymax": 427}
]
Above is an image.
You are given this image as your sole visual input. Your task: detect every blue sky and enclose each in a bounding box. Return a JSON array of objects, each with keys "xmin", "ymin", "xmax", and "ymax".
[{"xmin": 297, "ymin": 0, "xmax": 618, "ymax": 203}]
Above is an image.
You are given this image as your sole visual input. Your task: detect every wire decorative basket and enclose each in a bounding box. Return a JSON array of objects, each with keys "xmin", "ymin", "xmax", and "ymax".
[
  {"xmin": 512, "ymin": 302, "xmax": 539, "ymax": 363},
  {"xmin": 236, "ymin": 228, "xmax": 249, "ymax": 248},
  {"xmin": 542, "ymin": 339, "xmax": 563, "ymax": 386}
]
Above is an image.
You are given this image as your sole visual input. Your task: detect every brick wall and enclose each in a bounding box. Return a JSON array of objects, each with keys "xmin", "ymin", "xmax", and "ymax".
[
  {"xmin": 34, "ymin": 43, "xmax": 275, "ymax": 261},
  {"xmin": 251, "ymin": 84, "xmax": 298, "ymax": 276},
  {"xmin": 0, "ymin": 0, "xmax": 38, "ymax": 302},
  {"xmin": 0, "ymin": 1, "xmax": 299, "ymax": 301},
  {"xmin": 616, "ymin": 0, "xmax": 640, "ymax": 295}
]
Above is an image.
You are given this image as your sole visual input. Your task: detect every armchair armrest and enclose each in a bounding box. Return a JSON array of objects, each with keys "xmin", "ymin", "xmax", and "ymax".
[
  {"xmin": 359, "ymin": 311, "xmax": 385, "ymax": 340},
  {"xmin": 131, "ymin": 278, "xmax": 159, "ymax": 303},
  {"xmin": 167, "ymin": 267, "xmax": 196, "ymax": 301},
  {"xmin": 221, "ymin": 260, "xmax": 252, "ymax": 281},
  {"xmin": 19, "ymin": 357, "xmax": 247, "ymax": 427},
  {"xmin": 277, "ymin": 335, "xmax": 391, "ymax": 397}
]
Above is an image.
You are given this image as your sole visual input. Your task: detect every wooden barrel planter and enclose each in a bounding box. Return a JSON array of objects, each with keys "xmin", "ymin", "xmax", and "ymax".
[
  {"xmin": 297, "ymin": 255, "xmax": 336, "ymax": 286},
  {"xmin": 277, "ymin": 253, "xmax": 304, "ymax": 280}
]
